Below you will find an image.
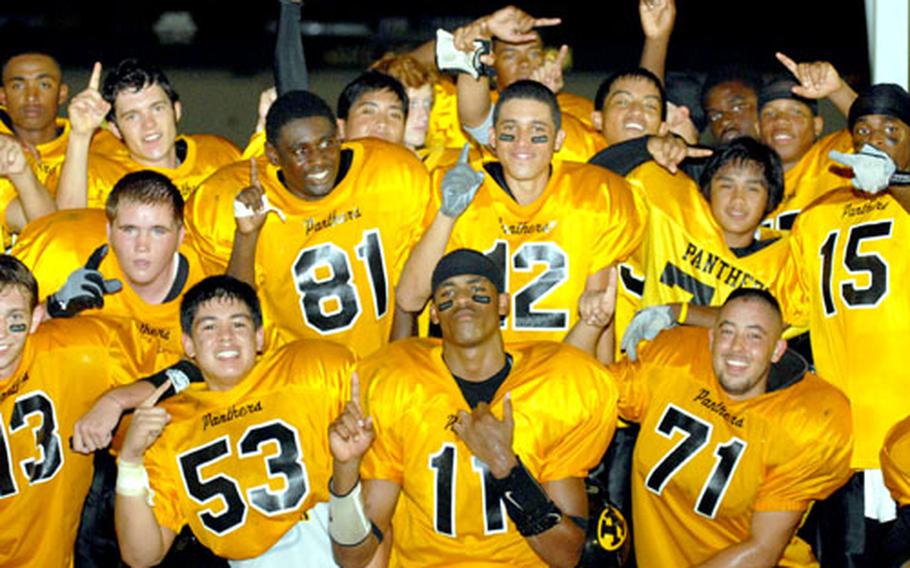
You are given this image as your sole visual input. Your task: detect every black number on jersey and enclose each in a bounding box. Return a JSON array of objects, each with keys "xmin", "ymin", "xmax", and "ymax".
[
  {"xmin": 291, "ymin": 229, "xmax": 388, "ymax": 334},
  {"xmin": 484, "ymin": 240, "xmax": 569, "ymax": 330},
  {"xmin": 0, "ymin": 392, "xmax": 65, "ymax": 498},
  {"xmin": 429, "ymin": 443, "xmax": 508, "ymax": 537},
  {"xmin": 645, "ymin": 405, "xmax": 747, "ymax": 519},
  {"xmin": 819, "ymin": 220, "xmax": 892, "ymax": 316},
  {"xmin": 659, "ymin": 262, "xmax": 715, "ymax": 305},
  {"xmin": 178, "ymin": 421, "xmax": 309, "ymax": 535}
]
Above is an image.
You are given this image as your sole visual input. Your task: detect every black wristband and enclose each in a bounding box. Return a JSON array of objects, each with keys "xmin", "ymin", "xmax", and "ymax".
[
  {"xmin": 493, "ymin": 457, "xmax": 562, "ymax": 537},
  {"xmin": 140, "ymin": 360, "xmax": 204, "ymax": 399}
]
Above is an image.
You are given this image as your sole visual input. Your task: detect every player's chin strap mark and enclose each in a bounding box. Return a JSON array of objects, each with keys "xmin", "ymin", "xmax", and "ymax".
[
  {"xmin": 498, "ymin": 134, "xmax": 516, "ymax": 142},
  {"xmin": 436, "ymin": 300, "xmax": 454, "ymax": 312},
  {"xmin": 471, "ymin": 294, "xmax": 491, "ymax": 304},
  {"xmin": 531, "ymin": 135, "xmax": 549, "ymax": 144},
  {"xmin": 8, "ymin": 324, "xmax": 26, "ymax": 333}
]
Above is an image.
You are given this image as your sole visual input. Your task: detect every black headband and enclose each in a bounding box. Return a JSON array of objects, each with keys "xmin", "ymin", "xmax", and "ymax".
[
  {"xmin": 431, "ymin": 249, "xmax": 504, "ymax": 294},
  {"xmin": 848, "ymin": 83, "xmax": 910, "ymax": 130},
  {"xmin": 759, "ymin": 78, "xmax": 818, "ymax": 116}
]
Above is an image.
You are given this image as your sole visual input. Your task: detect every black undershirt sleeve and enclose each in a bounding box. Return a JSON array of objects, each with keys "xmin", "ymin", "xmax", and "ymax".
[{"xmin": 275, "ymin": 0, "xmax": 308, "ymax": 94}]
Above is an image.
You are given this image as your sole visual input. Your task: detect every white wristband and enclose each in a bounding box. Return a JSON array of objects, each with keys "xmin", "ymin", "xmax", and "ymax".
[
  {"xmin": 328, "ymin": 478, "xmax": 372, "ymax": 546},
  {"xmin": 117, "ymin": 459, "xmax": 153, "ymax": 506}
]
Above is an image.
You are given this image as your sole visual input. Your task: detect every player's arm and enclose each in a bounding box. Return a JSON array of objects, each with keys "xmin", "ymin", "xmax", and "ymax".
[
  {"xmin": 274, "ymin": 0, "xmax": 308, "ymax": 94},
  {"xmin": 0, "ymin": 135, "xmax": 56, "ymax": 231},
  {"xmin": 57, "ymin": 62, "xmax": 110, "ymax": 210},
  {"xmin": 453, "ymin": 400, "xmax": 587, "ymax": 567},
  {"xmin": 114, "ymin": 383, "xmax": 178, "ymax": 567},
  {"xmin": 694, "ymin": 510, "xmax": 804, "ymax": 568},
  {"xmin": 775, "ymin": 52, "xmax": 858, "ymax": 117},
  {"xmin": 328, "ymin": 374, "xmax": 401, "ymax": 567},
  {"xmin": 620, "ymin": 302, "xmax": 717, "ymax": 361},
  {"xmin": 638, "ymin": 0, "xmax": 676, "ymax": 82},
  {"xmin": 395, "ymin": 145, "xmax": 483, "ymax": 312},
  {"xmin": 227, "ymin": 159, "xmax": 268, "ymax": 286},
  {"xmin": 564, "ymin": 266, "xmax": 617, "ymax": 363}
]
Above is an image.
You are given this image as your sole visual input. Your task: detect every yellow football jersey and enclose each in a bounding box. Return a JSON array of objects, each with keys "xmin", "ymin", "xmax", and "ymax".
[
  {"xmin": 359, "ymin": 338, "xmax": 617, "ymax": 567},
  {"xmin": 557, "ymin": 91, "xmax": 595, "ymax": 128},
  {"xmin": 0, "ymin": 317, "xmax": 139, "ymax": 567},
  {"xmin": 882, "ymin": 416, "xmax": 910, "ymax": 507},
  {"xmin": 44, "ymin": 133, "xmax": 241, "ymax": 207},
  {"xmin": 187, "ymin": 139, "xmax": 429, "ymax": 357},
  {"xmin": 763, "ymin": 129, "xmax": 854, "ymax": 231},
  {"xmin": 144, "ymin": 339, "xmax": 354, "ymax": 559},
  {"xmin": 427, "ymin": 159, "xmax": 645, "ymax": 343},
  {"xmin": 609, "ymin": 326, "xmax": 852, "ymax": 567},
  {"xmin": 425, "ymin": 80, "xmax": 473, "ymax": 152},
  {"xmin": 241, "ymin": 130, "xmax": 266, "ymax": 160},
  {"xmin": 11, "ymin": 208, "xmax": 209, "ymax": 376},
  {"xmin": 773, "ymin": 187, "xmax": 910, "ymax": 469}
]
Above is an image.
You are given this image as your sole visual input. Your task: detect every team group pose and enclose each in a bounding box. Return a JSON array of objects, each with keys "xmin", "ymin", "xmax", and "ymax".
[{"xmin": 0, "ymin": 1, "xmax": 907, "ymax": 567}]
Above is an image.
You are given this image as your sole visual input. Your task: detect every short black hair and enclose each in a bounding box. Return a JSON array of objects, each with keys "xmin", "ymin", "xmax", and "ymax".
[
  {"xmin": 594, "ymin": 67, "xmax": 667, "ymax": 120},
  {"xmin": 699, "ymin": 137, "xmax": 784, "ymax": 215},
  {"xmin": 722, "ymin": 287, "xmax": 782, "ymax": 321},
  {"xmin": 105, "ymin": 170, "xmax": 184, "ymax": 225},
  {"xmin": 336, "ymin": 71, "xmax": 409, "ymax": 121},
  {"xmin": 493, "ymin": 79, "xmax": 561, "ymax": 131},
  {"xmin": 265, "ymin": 90, "xmax": 337, "ymax": 147},
  {"xmin": 0, "ymin": 255, "xmax": 38, "ymax": 310},
  {"xmin": 180, "ymin": 275, "xmax": 262, "ymax": 335},
  {"xmin": 700, "ymin": 64, "xmax": 762, "ymax": 113},
  {"xmin": 102, "ymin": 59, "xmax": 179, "ymax": 123}
]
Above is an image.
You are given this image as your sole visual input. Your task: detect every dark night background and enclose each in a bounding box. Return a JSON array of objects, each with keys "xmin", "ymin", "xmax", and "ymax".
[{"xmin": 0, "ymin": 1, "xmax": 871, "ymax": 143}]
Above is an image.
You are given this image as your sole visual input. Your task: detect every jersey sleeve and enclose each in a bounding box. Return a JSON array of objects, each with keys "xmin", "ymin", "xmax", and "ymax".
[
  {"xmin": 184, "ymin": 162, "xmax": 248, "ymax": 274},
  {"xmin": 537, "ymin": 366, "xmax": 618, "ymax": 481},
  {"xmin": 360, "ymin": 374, "xmax": 405, "ymax": 484},
  {"xmin": 144, "ymin": 442, "xmax": 187, "ymax": 534},
  {"xmin": 388, "ymin": 160, "xmax": 431, "ymax": 286},
  {"xmin": 882, "ymin": 418, "xmax": 910, "ymax": 507},
  {"xmin": 772, "ymin": 226, "xmax": 812, "ymax": 328},
  {"xmin": 589, "ymin": 174, "xmax": 648, "ymax": 273},
  {"xmin": 606, "ymin": 357, "xmax": 651, "ymax": 423},
  {"xmin": 753, "ymin": 390, "xmax": 853, "ymax": 511}
]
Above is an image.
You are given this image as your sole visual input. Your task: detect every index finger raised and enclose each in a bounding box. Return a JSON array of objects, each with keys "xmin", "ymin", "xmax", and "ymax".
[
  {"xmin": 774, "ymin": 52, "xmax": 799, "ymax": 76},
  {"xmin": 140, "ymin": 380, "xmax": 172, "ymax": 408},
  {"xmin": 88, "ymin": 62, "xmax": 103, "ymax": 91},
  {"xmin": 249, "ymin": 158, "xmax": 261, "ymax": 188},
  {"xmin": 350, "ymin": 371, "xmax": 361, "ymax": 406},
  {"xmin": 531, "ymin": 17, "xmax": 562, "ymax": 28}
]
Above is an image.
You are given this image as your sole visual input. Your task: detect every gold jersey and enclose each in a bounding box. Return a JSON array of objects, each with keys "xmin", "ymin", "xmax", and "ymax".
[
  {"xmin": 427, "ymin": 159, "xmax": 646, "ymax": 343},
  {"xmin": 882, "ymin": 415, "xmax": 910, "ymax": 507},
  {"xmin": 144, "ymin": 339, "xmax": 354, "ymax": 559},
  {"xmin": 610, "ymin": 326, "xmax": 852, "ymax": 567},
  {"xmin": 186, "ymin": 139, "xmax": 430, "ymax": 357},
  {"xmin": 359, "ymin": 338, "xmax": 617, "ymax": 567},
  {"xmin": 773, "ymin": 187, "xmax": 910, "ymax": 468}
]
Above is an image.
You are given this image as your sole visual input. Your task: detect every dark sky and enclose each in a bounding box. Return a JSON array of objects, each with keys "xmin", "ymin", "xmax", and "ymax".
[{"xmin": 1, "ymin": 1, "xmax": 870, "ymax": 83}]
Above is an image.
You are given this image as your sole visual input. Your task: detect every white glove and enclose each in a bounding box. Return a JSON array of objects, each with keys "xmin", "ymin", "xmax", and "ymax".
[
  {"xmin": 435, "ymin": 29, "xmax": 490, "ymax": 79},
  {"xmin": 620, "ymin": 305, "xmax": 675, "ymax": 361},
  {"xmin": 233, "ymin": 193, "xmax": 286, "ymax": 222},
  {"xmin": 829, "ymin": 144, "xmax": 896, "ymax": 195}
]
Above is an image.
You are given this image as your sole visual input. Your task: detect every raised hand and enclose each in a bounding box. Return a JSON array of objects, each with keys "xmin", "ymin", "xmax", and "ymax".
[
  {"xmin": 46, "ymin": 244, "xmax": 123, "ymax": 318},
  {"xmin": 830, "ymin": 145, "xmax": 897, "ymax": 195},
  {"xmin": 234, "ymin": 158, "xmax": 270, "ymax": 234},
  {"xmin": 775, "ymin": 52, "xmax": 844, "ymax": 100},
  {"xmin": 578, "ymin": 266, "xmax": 618, "ymax": 328},
  {"xmin": 440, "ymin": 144, "xmax": 484, "ymax": 218},
  {"xmin": 0, "ymin": 135, "xmax": 29, "ymax": 178},
  {"xmin": 647, "ymin": 133, "xmax": 713, "ymax": 174},
  {"xmin": 67, "ymin": 62, "xmax": 111, "ymax": 137},
  {"xmin": 485, "ymin": 6, "xmax": 561, "ymax": 44},
  {"xmin": 119, "ymin": 382, "xmax": 172, "ymax": 464},
  {"xmin": 640, "ymin": 0, "xmax": 676, "ymax": 40},
  {"xmin": 453, "ymin": 395, "xmax": 517, "ymax": 478},
  {"xmin": 329, "ymin": 373, "xmax": 375, "ymax": 465},
  {"xmin": 620, "ymin": 304, "xmax": 675, "ymax": 361},
  {"xmin": 531, "ymin": 45, "xmax": 568, "ymax": 94}
]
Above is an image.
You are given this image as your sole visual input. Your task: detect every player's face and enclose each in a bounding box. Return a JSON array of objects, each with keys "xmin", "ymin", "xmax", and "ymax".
[
  {"xmin": 267, "ymin": 116, "xmax": 341, "ymax": 200},
  {"xmin": 491, "ymin": 98, "xmax": 562, "ymax": 182},
  {"xmin": 404, "ymin": 84, "xmax": 433, "ymax": 148},
  {"xmin": 0, "ymin": 54, "xmax": 67, "ymax": 138},
  {"xmin": 430, "ymin": 275, "xmax": 508, "ymax": 348},
  {"xmin": 111, "ymin": 84, "xmax": 181, "ymax": 169},
  {"xmin": 108, "ymin": 200, "xmax": 184, "ymax": 289},
  {"xmin": 340, "ymin": 89, "xmax": 406, "ymax": 145},
  {"xmin": 760, "ymin": 99, "xmax": 821, "ymax": 169},
  {"xmin": 183, "ymin": 297, "xmax": 263, "ymax": 391},
  {"xmin": 852, "ymin": 114, "xmax": 910, "ymax": 171},
  {"xmin": 704, "ymin": 81, "xmax": 759, "ymax": 143},
  {"xmin": 0, "ymin": 285, "xmax": 36, "ymax": 381},
  {"xmin": 493, "ymin": 37, "xmax": 545, "ymax": 88},
  {"xmin": 709, "ymin": 297, "xmax": 785, "ymax": 401},
  {"xmin": 709, "ymin": 159, "xmax": 769, "ymax": 248},
  {"xmin": 596, "ymin": 76, "xmax": 663, "ymax": 145}
]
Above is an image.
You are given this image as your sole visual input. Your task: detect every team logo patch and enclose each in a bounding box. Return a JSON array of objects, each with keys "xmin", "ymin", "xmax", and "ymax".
[{"xmin": 596, "ymin": 504, "xmax": 628, "ymax": 552}]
